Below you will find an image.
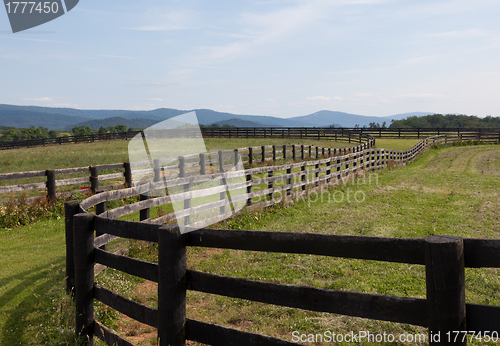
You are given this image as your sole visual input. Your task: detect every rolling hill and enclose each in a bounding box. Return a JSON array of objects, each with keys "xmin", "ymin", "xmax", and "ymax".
[{"xmin": 0, "ymin": 104, "xmax": 434, "ymax": 129}]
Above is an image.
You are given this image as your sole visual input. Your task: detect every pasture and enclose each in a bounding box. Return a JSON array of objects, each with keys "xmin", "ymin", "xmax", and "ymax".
[{"xmin": 0, "ymin": 139, "xmax": 498, "ymax": 345}]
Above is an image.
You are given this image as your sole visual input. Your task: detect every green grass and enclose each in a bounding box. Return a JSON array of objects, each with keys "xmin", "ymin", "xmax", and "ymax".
[
  {"xmin": 2, "ymin": 140, "xmax": 499, "ymax": 345},
  {"xmin": 175, "ymin": 144, "xmax": 500, "ymax": 345},
  {"xmin": 0, "ymin": 218, "xmax": 78, "ymax": 346},
  {"xmin": 374, "ymin": 138, "xmax": 422, "ymax": 150}
]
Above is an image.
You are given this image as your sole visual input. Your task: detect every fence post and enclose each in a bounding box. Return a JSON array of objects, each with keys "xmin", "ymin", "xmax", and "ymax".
[
  {"xmin": 261, "ymin": 146, "xmax": 266, "ymax": 163},
  {"xmin": 283, "ymin": 145, "xmax": 286, "ymax": 160},
  {"xmin": 292, "ymin": 145, "xmax": 296, "ymax": 161},
  {"xmin": 301, "ymin": 145, "xmax": 304, "ymax": 161},
  {"xmin": 315, "ymin": 163, "xmax": 319, "ymax": 186},
  {"xmin": 249, "ymin": 147, "xmax": 253, "ymax": 165},
  {"xmin": 272, "ymin": 145, "xmax": 276, "ymax": 162},
  {"xmin": 268, "ymin": 170, "xmax": 273, "ymax": 201},
  {"xmin": 286, "ymin": 167, "xmax": 292, "ymax": 196},
  {"xmin": 199, "ymin": 154, "xmax": 206, "ymax": 175},
  {"xmin": 73, "ymin": 213, "xmax": 95, "ymax": 346},
  {"xmin": 301, "ymin": 163, "xmax": 306, "ymax": 191},
  {"xmin": 246, "ymin": 173, "xmax": 252, "ymax": 206},
  {"xmin": 425, "ymin": 235, "xmax": 466, "ymax": 346},
  {"xmin": 158, "ymin": 225, "xmax": 186, "ymax": 346},
  {"xmin": 64, "ymin": 200, "xmax": 80, "ymax": 295},
  {"xmin": 46, "ymin": 169, "xmax": 56, "ymax": 200},
  {"xmin": 124, "ymin": 162, "xmax": 132, "ymax": 188},
  {"xmin": 325, "ymin": 158, "xmax": 331, "ymax": 182},
  {"xmin": 316, "ymin": 146, "xmax": 319, "ymax": 159},
  {"xmin": 218, "ymin": 151, "xmax": 226, "ymax": 215}
]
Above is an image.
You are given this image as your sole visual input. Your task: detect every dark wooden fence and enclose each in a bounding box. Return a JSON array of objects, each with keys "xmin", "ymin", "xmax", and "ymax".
[
  {"xmin": 64, "ymin": 133, "xmax": 500, "ymax": 345},
  {"xmin": 0, "ymin": 130, "xmax": 142, "ymax": 150},
  {"xmin": 0, "ymin": 131, "xmax": 374, "ymax": 205},
  {"xmin": 66, "ymin": 214, "xmax": 500, "ymax": 346},
  {"xmin": 200, "ymin": 127, "xmax": 500, "ymax": 141},
  {"xmin": 3, "ymin": 127, "xmax": 500, "ymax": 151},
  {"xmin": 0, "ymin": 162, "xmax": 131, "ymax": 205}
]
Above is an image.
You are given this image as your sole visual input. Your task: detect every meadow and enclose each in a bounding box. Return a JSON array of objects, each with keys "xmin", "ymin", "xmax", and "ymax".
[{"xmin": 1, "ymin": 138, "xmax": 498, "ymax": 345}]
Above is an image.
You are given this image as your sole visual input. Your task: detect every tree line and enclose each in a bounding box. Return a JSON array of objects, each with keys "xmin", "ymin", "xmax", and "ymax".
[
  {"xmin": 389, "ymin": 114, "xmax": 500, "ymax": 128},
  {"xmin": 0, "ymin": 125, "xmax": 133, "ymax": 142}
]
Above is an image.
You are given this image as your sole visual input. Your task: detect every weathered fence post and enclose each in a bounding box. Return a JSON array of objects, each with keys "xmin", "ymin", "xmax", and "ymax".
[
  {"xmin": 199, "ymin": 153, "xmax": 206, "ymax": 175},
  {"xmin": 46, "ymin": 169, "xmax": 56, "ymax": 200},
  {"xmin": 249, "ymin": 147, "xmax": 253, "ymax": 165},
  {"xmin": 283, "ymin": 145, "xmax": 287, "ymax": 160},
  {"xmin": 268, "ymin": 170, "xmax": 273, "ymax": 201},
  {"xmin": 301, "ymin": 145, "xmax": 304, "ymax": 161},
  {"xmin": 315, "ymin": 163, "xmax": 319, "ymax": 187},
  {"xmin": 158, "ymin": 225, "xmax": 186, "ymax": 346},
  {"xmin": 261, "ymin": 146, "xmax": 266, "ymax": 163},
  {"xmin": 272, "ymin": 145, "xmax": 276, "ymax": 162},
  {"xmin": 73, "ymin": 213, "xmax": 95, "ymax": 345},
  {"xmin": 90, "ymin": 166, "xmax": 107, "ymax": 217},
  {"xmin": 292, "ymin": 145, "xmax": 296, "ymax": 161},
  {"xmin": 246, "ymin": 173, "xmax": 252, "ymax": 206},
  {"xmin": 124, "ymin": 162, "xmax": 132, "ymax": 188},
  {"xmin": 286, "ymin": 167, "xmax": 292, "ymax": 196},
  {"xmin": 425, "ymin": 235, "xmax": 466, "ymax": 346},
  {"xmin": 65, "ymin": 200, "xmax": 80, "ymax": 295},
  {"xmin": 218, "ymin": 151, "xmax": 226, "ymax": 215}
]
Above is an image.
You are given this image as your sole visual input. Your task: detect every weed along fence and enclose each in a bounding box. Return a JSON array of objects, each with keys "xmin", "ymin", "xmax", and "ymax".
[
  {"xmin": 0, "ymin": 130, "xmax": 374, "ymax": 205},
  {"xmin": 65, "ymin": 134, "xmax": 500, "ymax": 345}
]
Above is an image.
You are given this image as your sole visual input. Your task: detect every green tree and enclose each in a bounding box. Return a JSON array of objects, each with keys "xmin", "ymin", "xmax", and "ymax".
[
  {"xmin": 115, "ymin": 124, "xmax": 128, "ymax": 133},
  {"xmin": 72, "ymin": 126, "xmax": 93, "ymax": 136}
]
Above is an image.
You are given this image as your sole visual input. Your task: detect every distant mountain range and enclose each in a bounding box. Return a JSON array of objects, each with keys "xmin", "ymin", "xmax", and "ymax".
[{"xmin": 0, "ymin": 104, "xmax": 432, "ymax": 130}]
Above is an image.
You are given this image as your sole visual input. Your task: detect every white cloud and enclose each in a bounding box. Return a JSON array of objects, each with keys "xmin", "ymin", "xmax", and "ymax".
[
  {"xmin": 99, "ymin": 54, "xmax": 135, "ymax": 60},
  {"xmin": 131, "ymin": 10, "xmax": 196, "ymax": 31},
  {"xmin": 307, "ymin": 96, "xmax": 330, "ymax": 101},
  {"xmin": 397, "ymin": 93, "xmax": 445, "ymax": 99},
  {"xmin": 427, "ymin": 29, "xmax": 485, "ymax": 38},
  {"xmin": 23, "ymin": 97, "xmax": 54, "ymax": 102},
  {"xmin": 306, "ymin": 96, "xmax": 343, "ymax": 101},
  {"xmin": 148, "ymin": 98, "xmax": 164, "ymax": 102}
]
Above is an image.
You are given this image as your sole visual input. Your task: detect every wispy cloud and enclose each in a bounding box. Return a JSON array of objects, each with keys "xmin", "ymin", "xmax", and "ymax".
[
  {"xmin": 99, "ymin": 54, "xmax": 136, "ymax": 60},
  {"xmin": 131, "ymin": 10, "xmax": 196, "ymax": 31},
  {"xmin": 22, "ymin": 97, "xmax": 54, "ymax": 102},
  {"xmin": 427, "ymin": 29, "xmax": 485, "ymax": 38},
  {"xmin": 397, "ymin": 93, "xmax": 445, "ymax": 99},
  {"xmin": 306, "ymin": 96, "xmax": 343, "ymax": 101},
  {"xmin": 148, "ymin": 98, "xmax": 164, "ymax": 102},
  {"xmin": 0, "ymin": 35, "xmax": 66, "ymax": 43}
]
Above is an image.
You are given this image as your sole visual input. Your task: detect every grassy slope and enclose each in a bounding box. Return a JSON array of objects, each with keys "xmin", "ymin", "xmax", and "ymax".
[
  {"xmin": 0, "ymin": 218, "xmax": 76, "ymax": 346},
  {"xmin": 0, "ymin": 138, "xmax": 354, "ymax": 174},
  {"xmin": 2, "ymin": 140, "xmax": 498, "ymax": 345},
  {"xmin": 172, "ymin": 145, "xmax": 499, "ymax": 346}
]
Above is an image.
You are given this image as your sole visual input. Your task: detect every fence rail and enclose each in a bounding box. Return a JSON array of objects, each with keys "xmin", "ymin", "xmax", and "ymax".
[
  {"xmin": 65, "ymin": 133, "xmax": 500, "ymax": 345},
  {"xmin": 2, "ymin": 127, "xmax": 500, "ymax": 151},
  {"xmin": 67, "ymin": 215, "xmax": 500, "ymax": 346}
]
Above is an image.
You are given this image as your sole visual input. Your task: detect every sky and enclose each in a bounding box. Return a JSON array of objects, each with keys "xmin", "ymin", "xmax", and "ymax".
[{"xmin": 1, "ymin": 0, "xmax": 500, "ymax": 119}]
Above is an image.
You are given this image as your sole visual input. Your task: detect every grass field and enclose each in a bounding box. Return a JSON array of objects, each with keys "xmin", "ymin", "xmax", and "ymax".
[
  {"xmin": 107, "ymin": 143, "xmax": 500, "ymax": 346},
  {"xmin": 1, "ymin": 139, "xmax": 498, "ymax": 345}
]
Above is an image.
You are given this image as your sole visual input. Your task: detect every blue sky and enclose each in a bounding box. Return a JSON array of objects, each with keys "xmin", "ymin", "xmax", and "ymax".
[{"xmin": 1, "ymin": 0, "xmax": 500, "ymax": 118}]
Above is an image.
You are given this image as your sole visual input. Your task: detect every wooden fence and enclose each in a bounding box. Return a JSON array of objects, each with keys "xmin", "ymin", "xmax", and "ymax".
[
  {"xmin": 66, "ymin": 215, "xmax": 500, "ymax": 346},
  {"xmin": 65, "ymin": 133, "xmax": 500, "ymax": 345},
  {"xmin": 2, "ymin": 127, "xmax": 500, "ymax": 151},
  {"xmin": 0, "ymin": 131, "xmax": 374, "ymax": 205},
  {"xmin": 0, "ymin": 131, "xmax": 142, "ymax": 150}
]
